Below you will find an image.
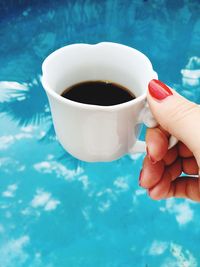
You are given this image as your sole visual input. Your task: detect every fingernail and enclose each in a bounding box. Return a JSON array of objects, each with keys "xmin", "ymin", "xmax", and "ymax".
[
  {"xmin": 148, "ymin": 79, "xmax": 173, "ymax": 100},
  {"xmin": 146, "ymin": 147, "xmax": 157, "ymax": 164},
  {"xmin": 139, "ymin": 169, "xmax": 143, "ymax": 186}
]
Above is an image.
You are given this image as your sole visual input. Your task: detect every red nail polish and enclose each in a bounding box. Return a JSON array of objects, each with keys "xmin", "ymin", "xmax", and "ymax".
[
  {"xmin": 148, "ymin": 79, "xmax": 173, "ymax": 100},
  {"xmin": 139, "ymin": 170, "xmax": 143, "ymax": 186},
  {"xmin": 146, "ymin": 147, "xmax": 157, "ymax": 164}
]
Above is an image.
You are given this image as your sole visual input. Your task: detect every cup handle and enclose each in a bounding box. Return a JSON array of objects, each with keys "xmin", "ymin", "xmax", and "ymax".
[{"xmin": 130, "ymin": 97, "xmax": 178, "ymax": 154}]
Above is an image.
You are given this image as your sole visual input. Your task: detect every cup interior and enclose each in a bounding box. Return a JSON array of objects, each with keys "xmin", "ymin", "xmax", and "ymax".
[{"xmin": 42, "ymin": 43, "xmax": 157, "ymax": 99}]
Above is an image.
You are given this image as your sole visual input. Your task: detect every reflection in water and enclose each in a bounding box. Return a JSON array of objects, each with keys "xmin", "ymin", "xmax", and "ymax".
[
  {"xmin": 180, "ymin": 57, "xmax": 200, "ymax": 102},
  {"xmin": 0, "ymin": 77, "xmax": 47, "ymax": 126},
  {"xmin": 0, "ymin": 0, "xmax": 200, "ymax": 128},
  {"xmin": 0, "ymin": 1, "xmax": 200, "ymax": 266}
]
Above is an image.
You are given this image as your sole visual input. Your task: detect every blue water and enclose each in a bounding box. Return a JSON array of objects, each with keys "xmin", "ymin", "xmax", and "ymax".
[{"xmin": 0, "ymin": 1, "xmax": 200, "ymax": 266}]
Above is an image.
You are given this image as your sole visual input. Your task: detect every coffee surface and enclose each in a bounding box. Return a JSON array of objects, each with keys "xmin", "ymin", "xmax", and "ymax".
[{"xmin": 61, "ymin": 81, "xmax": 135, "ymax": 106}]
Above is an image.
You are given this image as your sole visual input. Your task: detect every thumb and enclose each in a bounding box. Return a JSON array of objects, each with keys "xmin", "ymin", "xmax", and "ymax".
[{"xmin": 147, "ymin": 79, "xmax": 200, "ymax": 163}]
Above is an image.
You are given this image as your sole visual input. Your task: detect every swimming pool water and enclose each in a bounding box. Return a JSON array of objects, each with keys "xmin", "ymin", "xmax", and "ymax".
[{"xmin": 0, "ymin": 1, "xmax": 200, "ymax": 266}]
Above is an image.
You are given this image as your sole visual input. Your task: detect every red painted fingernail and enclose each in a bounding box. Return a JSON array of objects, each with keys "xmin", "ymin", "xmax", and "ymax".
[
  {"xmin": 146, "ymin": 147, "xmax": 157, "ymax": 164},
  {"xmin": 148, "ymin": 79, "xmax": 173, "ymax": 100},
  {"xmin": 139, "ymin": 169, "xmax": 143, "ymax": 186}
]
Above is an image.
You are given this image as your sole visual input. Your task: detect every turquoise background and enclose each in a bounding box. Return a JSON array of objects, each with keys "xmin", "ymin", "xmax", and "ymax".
[{"xmin": 0, "ymin": 1, "xmax": 200, "ymax": 266}]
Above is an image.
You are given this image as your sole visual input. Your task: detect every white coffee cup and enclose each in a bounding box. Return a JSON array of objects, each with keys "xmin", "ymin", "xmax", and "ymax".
[{"xmin": 42, "ymin": 42, "xmax": 177, "ymax": 162}]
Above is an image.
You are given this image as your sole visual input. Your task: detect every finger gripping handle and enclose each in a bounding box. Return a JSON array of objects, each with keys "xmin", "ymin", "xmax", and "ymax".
[{"xmin": 130, "ymin": 98, "xmax": 178, "ymax": 154}]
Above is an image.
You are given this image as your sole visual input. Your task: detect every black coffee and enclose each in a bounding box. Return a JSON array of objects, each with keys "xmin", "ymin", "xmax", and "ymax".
[{"xmin": 61, "ymin": 81, "xmax": 135, "ymax": 106}]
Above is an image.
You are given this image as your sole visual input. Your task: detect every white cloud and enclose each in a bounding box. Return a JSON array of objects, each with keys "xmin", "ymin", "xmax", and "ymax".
[
  {"xmin": 96, "ymin": 188, "xmax": 117, "ymax": 203},
  {"xmin": 175, "ymin": 204, "xmax": 193, "ymax": 225},
  {"xmin": 0, "ymin": 235, "xmax": 29, "ymax": 267},
  {"xmin": 31, "ymin": 190, "xmax": 51, "ymax": 208},
  {"xmin": 21, "ymin": 125, "xmax": 38, "ymax": 133},
  {"xmin": 96, "ymin": 188, "xmax": 113, "ymax": 197},
  {"xmin": 15, "ymin": 133, "xmax": 32, "ymax": 140},
  {"xmin": 149, "ymin": 240, "xmax": 168, "ymax": 256},
  {"xmin": 147, "ymin": 241, "xmax": 197, "ymax": 267},
  {"xmin": 161, "ymin": 243, "xmax": 197, "ymax": 267},
  {"xmin": 96, "ymin": 188, "xmax": 117, "ymax": 213},
  {"xmin": 33, "ymin": 160, "xmax": 83, "ymax": 180},
  {"xmin": 34, "ymin": 161, "xmax": 51, "ymax": 173},
  {"xmin": 0, "ymin": 136, "xmax": 15, "ymax": 150},
  {"xmin": 44, "ymin": 199, "xmax": 60, "ymax": 211},
  {"xmin": 2, "ymin": 184, "xmax": 18, "ymax": 198},
  {"xmin": 30, "ymin": 189, "xmax": 60, "ymax": 212},
  {"xmin": 82, "ymin": 207, "xmax": 91, "ymax": 221},
  {"xmin": 17, "ymin": 165, "xmax": 26, "ymax": 172},
  {"xmin": 0, "ymin": 157, "xmax": 25, "ymax": 174},
  {"xmin": 47, "ymin": 154, "xmax": 54, "ymax": 160},
  {"xmin": 78, "ymin": 175, "xmax": 89, "ymax": 190},
  {"xmin": 160, "ymin": 199, "xmax": 194, "ymax": 226},
  {"xmin": 21, "ymin": 208, "xmax": 32, "ymax": 216},
  {"xmin": 98, "ymin": 200, "xmax": 111, "ymax": 213},
  {"xmin": 135, "ymin": 189, "xmax": 146, "ymax": 196},
  {"xmin": 21, "ymin": 124, "xmax": 46, "ymax": 140},
  {"xmin": 0, "ymin": 133, "xmax": 32, "ymax": 150},
  {"xmin": 132, "ymin": 188, "xmax": 146, "ymax": 204},
  {"xmin": 114, "ymin": 177, "xmax": 129, "ymax": 191},
  {"xmin": 0, "ymin": 125, "xmax": 46, "ymax": 152},
  {"xmin": 170, "ymin": 243, "xmax": 197, "ymax": 267}
]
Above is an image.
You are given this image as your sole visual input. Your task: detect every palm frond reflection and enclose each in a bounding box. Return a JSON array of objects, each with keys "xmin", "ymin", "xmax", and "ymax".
[
  {"xmin": 0, "ymin": 77, "xmax": 80, "ymax": 164},
  {"xmin": 0, "ymin": 77, "xmax": 47, "ymax": 126}
]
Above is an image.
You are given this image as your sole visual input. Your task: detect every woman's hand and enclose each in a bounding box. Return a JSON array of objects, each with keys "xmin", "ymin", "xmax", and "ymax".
[{"xmin": 139, "ymin": 79, "xmax": 200, "ymax": 201}]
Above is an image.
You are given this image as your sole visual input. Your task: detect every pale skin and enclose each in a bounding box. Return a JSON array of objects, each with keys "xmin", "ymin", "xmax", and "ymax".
[{"xmin": 140, "ymin": 80, "xmax": 200, "ymax": 202}]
